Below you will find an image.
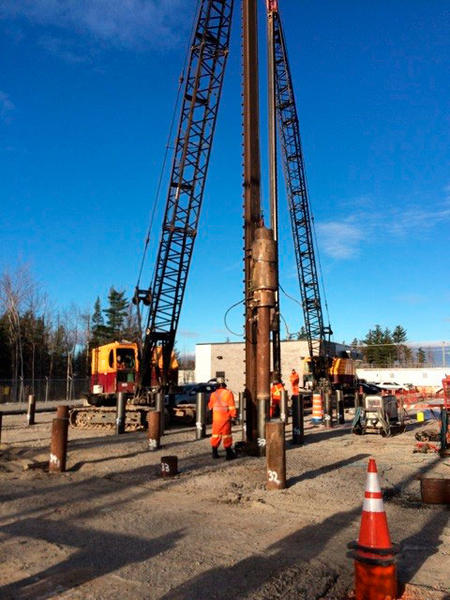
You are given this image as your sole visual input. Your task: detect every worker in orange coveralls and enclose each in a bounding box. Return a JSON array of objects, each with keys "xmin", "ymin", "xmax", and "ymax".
[
  {"xmin": 208, "ymin": 377, "xmax": 237, "ymax": 460},
  {"xmin": 270, "ymin": 377, "xmax": 284, "ymax": 418},
  {"xmin": 290, "ymin": 369, "xmax": 300, "ymax": 398}
]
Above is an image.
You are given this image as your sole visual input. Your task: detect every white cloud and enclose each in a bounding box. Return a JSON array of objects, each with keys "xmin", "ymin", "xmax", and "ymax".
[
  {"xmin": 317, "ymin": 186, "xmax": 450, "ymax": 260},
  {"xmin": 0, "ymin": 0, "xmax": 190, "ymax": 50},
  {"xmin": 0, "ymin": 91, "xmax": 15, "ymax": 123},
  {"xmin": 316, "ymin": 221, "xmax": 364, "ymax": 259}
]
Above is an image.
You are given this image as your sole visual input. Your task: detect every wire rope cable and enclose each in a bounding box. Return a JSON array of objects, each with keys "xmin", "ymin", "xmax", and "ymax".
[
  {"xmin": 224, "ymin": 298, "xmax": 244, "ymax": 338},
  {"xmin": 136, "ymin": 0, "xmax": 202, "ymax": 290}
]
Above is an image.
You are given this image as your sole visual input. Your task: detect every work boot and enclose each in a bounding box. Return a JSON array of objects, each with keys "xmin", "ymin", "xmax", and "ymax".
[
  {"xmin": 212, "ymin": 447, "xmax": 220, "ymax": 459},
  {"xmin": 225, "ymin": 447, "xmax": 236, "ymax": 461}
]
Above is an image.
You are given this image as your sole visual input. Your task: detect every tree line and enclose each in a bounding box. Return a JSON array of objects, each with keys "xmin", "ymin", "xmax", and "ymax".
[
  {"xmin": 351, "ymin": 324, "xmax": 428, "ymax": 367},
  {"xmin": 0, "ymin": 266, "xmax": 139, "ymax": 392}
]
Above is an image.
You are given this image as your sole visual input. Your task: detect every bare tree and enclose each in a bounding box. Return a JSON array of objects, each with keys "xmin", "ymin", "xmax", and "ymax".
[{"xmin": 0, "ymin": 265, "xmax": 34, "ymax": 401}]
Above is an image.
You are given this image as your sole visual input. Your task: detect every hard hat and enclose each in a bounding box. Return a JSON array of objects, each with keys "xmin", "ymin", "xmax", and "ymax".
[{"xmin": 216, "ymin": 376, "xmax": 225, "ymax": 386}]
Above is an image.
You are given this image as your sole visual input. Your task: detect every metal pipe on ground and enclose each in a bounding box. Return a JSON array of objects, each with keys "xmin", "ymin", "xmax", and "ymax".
[
  {"xmin": 56, "ymin": 405, "xmax": 69, "ymax": 420},
  {"xmin": 280, "ymin": 389, "xmax": 288, "ymax": 424},
  {"xmin": 49, "ymin": 413, "xmax": 69, "ymax": 473},
  {"xmin": 27, "ymin": 394, "xmax": 36, "ymax": 426},
  {"xmin": 116, "ymin": 392, "xmax": 126, "ymax": 435},
  {"xmin": 195, "ymin": 392, "xmax": 206, "ymax": 440},
  {"xmin": 239, "ymin": 392, "xmax": 245, "ymax": 440},
  {"xmin": 266, "ymin": 421, "xmax": 286, "ymax": 490},
  {"xmin": 292, "ymin": 394, "xmax": 304, "ymax": 445},
  {"xmin": 336, "ymin": 390, "xmax": 345, "ymax": 424},
  {"xmin": 147, "ymin": 411, "xmax": 161, "ymax": 451},
  {"xmin": 160, "ymin": 455, "xmax": 178, "ymax": 477},
  {"xmin": 155, "ymin": 392, "xmax": 165, "ymax": 437},
  {"xmin": 323, "ymin": 392, "xmax": 333, "ymax": 428}
]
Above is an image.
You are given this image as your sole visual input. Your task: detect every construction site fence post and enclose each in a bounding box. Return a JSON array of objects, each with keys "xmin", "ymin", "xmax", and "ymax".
[
  {"xmin": 147, "ymin": 410, "xmax": 161, "ymax": 451},
  {"xmin": 116, "ymin": 392, "xmax": 126, "ymax": 435},
  {"xmin": 280, "ymin": 389, "xmax": 288, "ymax": 424},
  {"xmin": 49, "ymin": 415, "xmax": 69, "ymax": 473},
  {"xmin": 292, "ymin": 394, "xmax": 304, "ymax": 445},
  {"xmin": 266, "ymin": 421, "xmax": 286, "ymax": 490},
  {"xmin": 195, "ymin": 392, "xmax": 206, "ymax": 440},
  {"xmin": 27, "ymin": 394, "xmax": 36, "ymax": 426},
  {"xmin": 155, "ymin": 392, "xmax": 165, "ymax": 437},
  {"xmin": 336, "ymin": 390, "xmax": 345, "ymax": 424}
]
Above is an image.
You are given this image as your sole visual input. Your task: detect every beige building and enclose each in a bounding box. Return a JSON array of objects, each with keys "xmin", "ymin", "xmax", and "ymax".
[{"xmin": 195, "ymin": 339, "xmax": 348, "ymax": 397}]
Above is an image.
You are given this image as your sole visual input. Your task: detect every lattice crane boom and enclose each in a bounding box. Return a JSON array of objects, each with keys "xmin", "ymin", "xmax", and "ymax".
[
  {"xmin": 271, "ymin": 7, "xmax": 331, "ymax": 383},
  {"xmin": 136, "ymin": 0, "xmax": 234, "ymax": 388}
]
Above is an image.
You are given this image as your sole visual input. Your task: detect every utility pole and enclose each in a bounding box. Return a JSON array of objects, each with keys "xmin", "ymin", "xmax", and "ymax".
[{"xmin": 243, "ymin": 0, "xmax": 262, "ymax": 446}]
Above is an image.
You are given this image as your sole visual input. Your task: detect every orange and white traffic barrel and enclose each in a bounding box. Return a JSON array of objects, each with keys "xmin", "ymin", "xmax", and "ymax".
[{"xmin": 311, "ymin": 392, "xmax": 323, "ymax": 424}]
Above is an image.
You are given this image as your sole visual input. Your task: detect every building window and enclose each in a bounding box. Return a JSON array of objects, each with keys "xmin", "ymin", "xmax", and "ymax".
[{"xmin": 216, "ymin": 371, "xmax": 225, "ymax": 379}]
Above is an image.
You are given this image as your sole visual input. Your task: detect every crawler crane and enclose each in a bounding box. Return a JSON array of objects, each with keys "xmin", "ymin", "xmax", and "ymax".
[
  {"xmin": 71, "ymin": 1, "xmax": 234, "ymax": 429},
  {"xmin": 71, "ymin": 0, "xmax": 351, "ymax": 430}
]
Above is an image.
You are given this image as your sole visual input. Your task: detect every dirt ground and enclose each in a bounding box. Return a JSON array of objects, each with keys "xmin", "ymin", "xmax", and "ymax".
[{"xmin": 0, "ymin": 404, "xmax": 449, "ymax": 600}]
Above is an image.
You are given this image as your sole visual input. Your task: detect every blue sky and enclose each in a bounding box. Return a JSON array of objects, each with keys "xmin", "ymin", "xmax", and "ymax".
[{"xmin": 1, "ymin": 0, "xmax": 449, "ymax": 353}]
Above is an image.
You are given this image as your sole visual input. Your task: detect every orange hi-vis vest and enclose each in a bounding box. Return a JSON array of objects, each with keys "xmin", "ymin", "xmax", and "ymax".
[
  {"xmin": 271, "ymin": 383, "xmax": 284, "ymax": 405},
  {"xmin": 208, "ymin": 388, "xmax": 236, "ymax": 449},
  {"xmin": 290, "ymin": 371, "xmax": 300, "ymax": 395},
  {"xmin": 208, "ymin": 388, "xmax": 237, "ymax": 420}
]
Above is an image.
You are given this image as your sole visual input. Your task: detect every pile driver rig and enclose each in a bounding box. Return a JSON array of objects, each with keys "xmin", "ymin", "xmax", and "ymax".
[{"xmin": 73, "ymin": 0, "xmax": 347, "ymax": 432}]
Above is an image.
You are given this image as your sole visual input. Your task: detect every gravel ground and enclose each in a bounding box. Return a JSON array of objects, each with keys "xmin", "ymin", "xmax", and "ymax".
[{"xmin": 0, "ymin": 406, "xmax": 449, "ymax": 599}]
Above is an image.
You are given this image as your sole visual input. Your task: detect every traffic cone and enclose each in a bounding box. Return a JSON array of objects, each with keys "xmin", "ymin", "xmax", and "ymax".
[{"xmin": 348, "ymin": 458, "xmax": 399, "ymax": 599}]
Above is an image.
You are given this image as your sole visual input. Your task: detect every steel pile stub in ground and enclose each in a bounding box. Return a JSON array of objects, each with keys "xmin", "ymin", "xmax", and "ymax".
[
  {"xmin": 419, "ymin": 477, "xmax": 450, "ymax": 504},
  {"xmin": 160, "ymin": 455, "xmax": 178, "ymax": 477}
]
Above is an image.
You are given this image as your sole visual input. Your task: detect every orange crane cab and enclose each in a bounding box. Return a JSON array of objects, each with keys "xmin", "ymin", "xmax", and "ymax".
[
  {"xmin": 90, "ymin": 342, "xmax": 139, "ymax": 405},
  {"xmin": 87, "ymin": 341, "xmax": 179, "ymax": 407},
  {"xmin": 302, "ymin": 352, "xmax": 356, "ymax": 392},
  {"xmin": 329, "ymin": 353, "xmax": 357, "ymax": 388}
]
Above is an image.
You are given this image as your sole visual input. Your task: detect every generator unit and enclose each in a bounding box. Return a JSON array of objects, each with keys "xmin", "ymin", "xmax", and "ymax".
[{"xmin": 352, "ymin": 394, "xmax": 405, "ymax": 437}]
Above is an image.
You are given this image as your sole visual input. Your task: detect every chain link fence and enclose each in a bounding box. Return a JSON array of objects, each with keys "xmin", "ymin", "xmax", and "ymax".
[{"xmin": 0, "ymin": 378, "xmax": 89, "ymax": 404}]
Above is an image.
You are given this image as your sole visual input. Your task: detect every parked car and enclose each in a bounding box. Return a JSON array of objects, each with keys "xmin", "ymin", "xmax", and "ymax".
[
  {"xmin": 358, "ymin": 381, "xmax": 382, "ymax": 395},
  {"xmin": 172, "ymin": 382, "xmax": 218, "ymax": 405},
  {"xmin": 167, "ymin": 382, "xmax": 218, "ymax": 425},
  {"xmin": 376, "ymin": 381, "xmax": 404, "ymax": 391}
]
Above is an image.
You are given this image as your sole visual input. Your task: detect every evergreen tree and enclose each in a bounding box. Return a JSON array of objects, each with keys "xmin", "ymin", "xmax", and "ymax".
[
  {"xmin": 102, "ymin": 288, "xmax": 128, "ymax": 341},
  {"xmin": 297, "ymin": 326, "xmax": 308, "ymax": 340},
  {"xmin": 417, "ymin": 347, "xmax": 426, "ymax": 365},
  {"xmin": 363, "ymin": 325, "xmax": 394, "ymax": 367},
  {"xmin": 91, "ymin": 297, "xmax": 109, "ymax": 346},
  {"xmin": 392, "ymin": 325, "xmax": 408, "ymax": 365}
]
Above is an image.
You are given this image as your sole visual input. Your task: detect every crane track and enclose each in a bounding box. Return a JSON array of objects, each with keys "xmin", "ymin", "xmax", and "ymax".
[{"xmin": 69, "ymin": 406, "xmax": 150, "ymax": 431}]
